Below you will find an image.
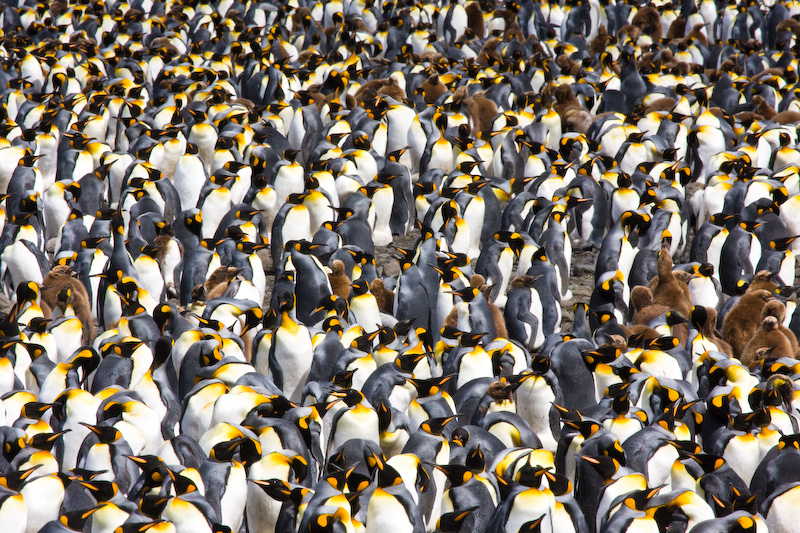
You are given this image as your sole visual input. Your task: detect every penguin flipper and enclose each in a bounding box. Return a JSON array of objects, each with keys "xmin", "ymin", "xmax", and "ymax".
[{"xmin": 267, "ymin": 340, "xmax": 285, "ymax": 391}]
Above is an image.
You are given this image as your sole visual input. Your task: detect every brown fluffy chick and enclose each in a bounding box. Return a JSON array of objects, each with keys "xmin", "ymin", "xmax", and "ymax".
[
  {"xmin": 204, "ymin": 266, "xmax": 243, "ymax": 300},
  {"xmin": 464, "ymin": 91, "xmax": 498, "ymax": 136},
  {"xmin": 631, "ymin": 6, "xmax": 662, "ymax": 39},
  {"xmin": 41, "ymin": 265, "xmax": 93, "ymax": 342},
  {"xmin": 553, "ymin": 84, "xmax": 594, "ymax": 133},
  {"xmin": 630, "ymin": 285, "xmax": 670, "ymax": 326},
  {"xmin": 377, "ymin": 77, "xmax": 407, "ymax": 102},
  {"xmin": 418, "ymin": 74, "xmax": 448, "ymax": 104},
  {"xmin": 329, "ymin": 260, "xmax": 352, "ymax": 300},
  {"xmin": 369, "ymin": 278, "xmax": 395, "ymax": 315},
  {"xmin": 684, "ymin": 23, "xmax": 708, "ymax": 47},
  {"xmin": 465, "ymin": 1, "xmax": 485, "ymax": 38},
  {"xmin": 722, "ymin": 289, "xmax": 775, "ymax": 359},
  {"xmin": 476, "ymin": 38, "xmax": 502, "ymax": 67},
  {"xmin": 748, "ymin": 270, "xmax": 778, "ymax": 293},
  {"xmin": 762, "ymin": 299, "xmax": 799, "ymax": 355},
  {"xmin": 651, "ymin": 245, "xmax": 692, "ymax": 317},
  {"xmin": 740, "ymin": 316, "xmax": 794, "ymax": 370},
  {"xmin": 589, "ymin": 25, "xmax": 611, "ymax": 56}
]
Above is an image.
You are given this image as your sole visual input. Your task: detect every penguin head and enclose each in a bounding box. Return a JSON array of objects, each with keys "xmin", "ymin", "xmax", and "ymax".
[
  {"xmin": 407, "ymin": 375, "xmax": 453, "ymax": 398},
  {"xmin": 165, "ymin": 467, "xmax": 201, "ymax": 496},
  {"xmin": 209, "ymin": 436, "xmax": 262, "ymax": 465},
  {"xmin": 0, "ymin": 464, "xmax": 41, "ymax": 492},
  {"xmin": 515, "ymin": 463, "xmax": 551, "ymax": 488},
  {"xmin": 420, "ymin": 415, "xmax": 457, "ymax": 436},
  {"xmin": 76, "ymin": 479, "xmax": 120, "ymax": 503},
  {"xmin": 394, "ymin": 350, "xmax": 429, "ymax": 373},
  {"xmin": 277, "ymin": 291, "xmax": 297, "ymax": 314},
  {"xmin": 58, "ymin": 509, "xmax": 95, "ymax": 531},
  {"xmin": 28, "ymin": 430, "xmax": 68, "ymax": 452},
  {"xmin": 449, "ymin": 286, "xmax": 480, "ymax": 302},
  {"xmin": 581, "ymin": 345, "xmax": 621, "ymax": 370},
  {"xmin": 26, "ymin": 316, "xmax": 49, "ymax": 334},
  {"xmin": 79, "ymin": 422, "xmax": 122, "ymax": 444},
  {"xmin": 252, "ymin": 478, "xmax": 309, "ymax": 505},
  {"xmin": 437, "ymin": 508, "xmax": 479, "ymax": 533},
  {"xmin": 66, "ymin": 348, "xmax": 101, "ymax": 381},
  {"xmin": 315, "ymin": 295, "xmax": 349, "ymax": 318},
  {"xmin": 184, "ymin": 210, "xmax": 203, "ymax": 235},
  {"xmin": 689, "ymin": 305, "xmax": 710, "ymax": 330},
  {"xmin": 15, "ymin": 281, "xmax": 41, "ymax": 304},
  {"xmin": 579, "ymin": 454, "xmax": 622, "ymax": 481},
  {"xmin": 431, "ymin": 463, "xmax": 473, "ymax": 487},
  {"xmin": 622, "ymin": 487, "xmax": 664, "ymax": 513},
  {"xmin": 459, "ymin": 332, "xmax": 485, "ymax": 347},
  {"xmin": 350, "ymin": 279, "xmax": 369, "ymax": 297},
  {"xmin": 330, "ymin": 389, "xmax": 366, "ymax": 408}
]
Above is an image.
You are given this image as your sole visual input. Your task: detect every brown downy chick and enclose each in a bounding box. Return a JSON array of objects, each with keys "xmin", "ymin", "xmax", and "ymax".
[
  {"xmin": 463, "ymin": 91, "xmax": 498, "ymax": 136},
  {"xmin": 651, "ymin": 245, "xmax": 692, "ymax": 317},
  {"xmin": 465, "ymin": 1, "xmax": 485, "ymax": 38},
  {"xmin": 740, "ymin": 316, "xmax": 794, "ymax": 370},
  {"xmin": 722, "ymin": 289, "xmax": 775, "ymax": 359},
  {"xmin": 553, "ymin": 84, "xmax": 594, "ymax": 133},
  {"xmin": 762, "ymin": 299, "xmax": 799, "ymax": 355},
  {"xmin": 748, "ymin": 270, "xmax": 778, "ymax": 293},
  {"xmin": 631, "ymin": 6, "xmax": 663, "ymax": 39},
  {"xmin": 476, "ymin": 38, "xmax": 502, "ymax": 67},
  {"xmin": 369, "ymin": 278, "xmax": 395, "ymax": 315},
  {"xmin": 204, "ymin": 266, "xmax": 243, "ymax": 300},
  {"xmin": 589, "ymin": 25, "xmax": 611, "ymax": 56},
  {"xmin": 329, "ymin": 260, "xmax": 352, "ymax": 300},
  {"xmin": 41, "ymin": 265, "xmax": 93, "ymax": 342},
  {"xmin": 418, "ymin": 74, "xmax": 447, "ymax": 104},
  {"xmin": 630, "ymin": 285, "xmax": 670, "ymax": 326},
  {"xmin": 684, "ymin": 23, "xmax": 708, "ymax": 47},
  {"xmin": 377, "ymin": 77, "xmax": 407, "ymax": 102}
]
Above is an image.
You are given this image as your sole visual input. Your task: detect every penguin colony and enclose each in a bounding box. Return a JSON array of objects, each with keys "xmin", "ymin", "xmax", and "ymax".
[{"xmin": 6, "ymin": 0, "xmax": 800, "ymax": 532}]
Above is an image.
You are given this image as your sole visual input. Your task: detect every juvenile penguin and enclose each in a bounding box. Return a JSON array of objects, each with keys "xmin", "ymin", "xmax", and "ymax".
[
  {"xmin": 630, "ymin": 285, "xmax": 670, "ymax": 326},
  {"xmin": 761, "ymin": 299, "xmax": 799, "ymax": 355},
  {"xmin": 651, "ymin": 243, "xmax": 692, "ymax": 317},
  {"xmin": 328, "ymin": 259, "xmax": 351, "ymax": 300},
  {"xmin": 722, "ymin": 289, "xmax": 775, "ymax": 359},
  {"xmin": 740, "ymin": 316, "xmax": 795, "ymax": 370}
]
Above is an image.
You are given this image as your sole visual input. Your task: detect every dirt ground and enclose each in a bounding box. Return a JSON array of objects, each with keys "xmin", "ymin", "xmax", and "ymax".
[{"xmin": 561, "ymin": 246, "xmax": 599, "ymax": 333}]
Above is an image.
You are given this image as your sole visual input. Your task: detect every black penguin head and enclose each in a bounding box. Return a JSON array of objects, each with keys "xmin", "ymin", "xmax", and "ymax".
[
  {"xmin": 432, "ymin": 463, "xmax": 473, "ymax": 487},
  {"xmin": 407, "ymin": 375, "xmax": 453, "ymax": 398},
  {"xmin": 350, "ymin": 279, "xmax": 369, "ymax": 297},
  {"xmin": 394, "ymin": 350, "xmax": 427, "ymax": 373},
  {"xmin": 26, "ymin": 316, "xmax": 49, "ymax": 334},
  {"xmin": 58, "ymin": 509, "xmax": 96, "ymax": 531},
  {"xmin": 420, "ymin": 415, "xmax": 456, "ymax": 436},
  {"xmin": 18, "ymin": 399, "xmax": 52, "ymax": 421},
  {"xmin": 450, "ymin": 286, "xmax": 480, "ymax": 303},
  {"xmin": 330, "ymin": 389, "xmax": 365, "ymax": 408},
  {"xmin": 437, "ymin": 508, "xmax": 479, "ymax": 533},
  {"xmin": 27, "ymin": 425, "xmax": 68, "ymax": 451},
  {"xmin": 166, "ymin": 467, "xmax": 200, "ymax": 495},
  {"xmin": 277, "ymin": 291, "xmax": 296, "ymax": 313},
  {"xmin": 76, "ymin": 479, "xmax": 119, "ymax": 503},
  {"xmin": 459, "ymin": 332, "xmax": 485, "ymax": 347},
  {"xmin": 79, "ymin": 422, "xmax": 121, "ymax": 444},
  {"xmin": 0, "ymin": 464, "xmax": 42, "ymax": 492},
  {"xmin": 184, "ymin": 210, "xmax": 203, "ymax": 235}
]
